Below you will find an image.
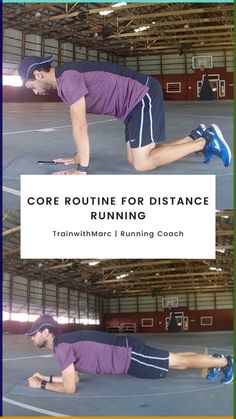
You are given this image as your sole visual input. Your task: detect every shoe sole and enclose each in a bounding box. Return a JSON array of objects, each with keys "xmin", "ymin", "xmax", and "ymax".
[
  {"xmin": 221, "ymin": 356, "xmax": 234, "ymax": 384},
  {"xmin": 221, "ymin": 375, "xmax": 234, "ymax": 384},
  {"xmin": 206, "ymin": 376, "xmax": 219, "ymax": 381},
  {"xmin": 211, "ymin": 124, "xmax": 232, "ymax": 166}
]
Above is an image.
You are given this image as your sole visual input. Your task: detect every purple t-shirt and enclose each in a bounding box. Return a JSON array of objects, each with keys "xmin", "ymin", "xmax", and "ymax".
[
  {"xmin": 53, "ymin": 341, "xmax": 131, "ymax": 375},
  {"xmin": 55, "ymin": 61, "xmax": 149, "ymax": 120}
]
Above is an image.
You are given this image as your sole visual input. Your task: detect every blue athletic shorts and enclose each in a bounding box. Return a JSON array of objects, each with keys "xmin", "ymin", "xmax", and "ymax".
[
  {"xmin": 125, "ymin": 335, "xmax": 169, "ymax": 379},
  {"xmin": 124, "ymin": 77, "xmax": 166, "ymax": 148}
]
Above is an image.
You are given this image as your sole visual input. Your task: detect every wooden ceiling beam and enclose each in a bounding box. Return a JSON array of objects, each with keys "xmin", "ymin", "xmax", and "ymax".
[
  {"xmin": 117, "ymin": 6, "xmax": 233, "ymax": 23},
  {"xmin": 109, "ymin": 24, "xmax": 233, "ymax": 39},
  {"xmin": 103, "ymin": 260, "xmax": 186, "ymax": 271},
  {"xmin": 97, "ymin": 271, "xmax": 231, "ymax": 285},
  {"xmin": 3, "ymin": 246, "xmax": 21, "ymax": 257},
  {"xmin": 116, "ymin": 285, "xmax": 231, "ymax": 295},
  {"xmin": 119, "ymin": 16, "xmax": 228, "ymax": 32},
  {"xmin": 2, "ymin": 226, "xmax": 20, "ymax": 237},
  {"xmin": 108, "ymin": 32, "xmax": 233, "ymax": 45},
  {"xmin": 88, "ymin": 3, "xmax": 151, "ymax": 15}
]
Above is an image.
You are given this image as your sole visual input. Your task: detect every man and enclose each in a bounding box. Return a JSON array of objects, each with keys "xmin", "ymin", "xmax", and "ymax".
[
  {"xmin": 26, "ymin": 315, "xmax": 233, "ymax": 393},
  {"xmin": 18, "ymin": 55, "xmax": 231, "ymax": 175}
]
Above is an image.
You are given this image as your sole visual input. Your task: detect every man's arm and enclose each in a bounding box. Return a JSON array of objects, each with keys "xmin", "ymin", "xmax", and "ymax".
[
  {"xmin": 32, "ymin": 371, "xmax": 80, "ymax": 384},
  {"xmin": 28, "ymin": 364, "xmax": 79, "ymax": 393},
  {"xmin": 70, "ymin": 96, "xmax": 90, "ymax": 167},
  {"xmin": 53, "ymin": 96, "xmax": 90, "ymax": 174}
]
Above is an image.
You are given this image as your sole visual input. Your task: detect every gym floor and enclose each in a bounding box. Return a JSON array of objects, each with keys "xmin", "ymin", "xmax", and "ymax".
[
  {"xmin": 3, "ymin": 331, "xmax": 233, "ymax": 416},
  {"xmin": 3, "ymin": 100, "xmax": 233, "ymax": 210}
]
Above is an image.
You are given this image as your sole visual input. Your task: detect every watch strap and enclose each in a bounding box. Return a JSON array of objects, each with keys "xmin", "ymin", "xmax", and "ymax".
[
  {"xmin": 77, "ymin": 164, "xmax": 88, "ymax": 173},
  {"xmin": 41, "ymin": 380, "xmax": 47, "ymax": 390}
]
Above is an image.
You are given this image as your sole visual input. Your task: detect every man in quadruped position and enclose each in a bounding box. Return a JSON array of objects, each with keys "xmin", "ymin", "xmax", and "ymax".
[
  {"xmin": 26, "ymin": 315, "xmax": 234, "ymax": 393},
  {"xmin": 18, "ymin": 55, "xmax": 231, "ymax": 175}
]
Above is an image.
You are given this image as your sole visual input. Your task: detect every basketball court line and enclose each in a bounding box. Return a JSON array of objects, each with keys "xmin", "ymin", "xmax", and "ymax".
[
  {"xmin": 3, "ymin": 186, "xmax": 21, "ymax": 196},
  {"xmin": 3, "ymin": 354, "xmax": 52, "ymax": 361},
  {"xmin": 4, "ymin": 384, "xmax": 226, "ymax": 402},
  {"xmin": 3, "ymin": 397, "xmax": 69, "ymax": 416},
  {"xmin": 167, "ymin": 113, "xmax": 233, "ymax": 120},
  {"xmin": 3, "ymin": 118, "xmax": 116, "ymax": 135}
]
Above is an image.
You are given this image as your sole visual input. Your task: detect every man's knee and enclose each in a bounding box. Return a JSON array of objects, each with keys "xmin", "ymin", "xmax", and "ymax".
[
  {"xmin": 133, "ymin": 159, "xmax": 150, "ymax": 172},
  {"xmin": 127, "ymin": 157, "xmax": 133, "ymax": 167},
  {"xmin": 131, "ymin": 144, "xmax": 156, "ymax": 172}
]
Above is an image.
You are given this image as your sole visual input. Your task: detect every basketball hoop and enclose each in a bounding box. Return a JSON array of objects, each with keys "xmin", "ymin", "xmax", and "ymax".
[{"xmin": 199, "ymin": 64, "xmax": 205, "ymax": 72}]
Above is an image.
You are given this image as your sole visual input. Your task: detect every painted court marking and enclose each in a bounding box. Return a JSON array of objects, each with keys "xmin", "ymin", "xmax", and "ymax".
[
  {"xmin": 3, "ymin": 118, "xmax": 116, "ymax": 135},
  {"xmin": 37, "ymin": 128, "xmax": 57, "ymax": 132},
  {"xmin": 5, "ymin": 385, "xmax": 225, "ymax": 401},
  {"xmin": 47, "ymin": 384, "xmax": 225, "ymax": 399},
  {"xmin": 2, "ymin": 186, "xmax": 21, "ymax": 196},
  {"xmin": 3, "ymin": 354, "xmax": 52, "ymax": 361},
  {"xmin": 167, "ymin": 113, "xmax": 233, "ymax": 120},
  {"xmin": 3, "ymin": 397, "xmax": 68, "ymax": 416}
]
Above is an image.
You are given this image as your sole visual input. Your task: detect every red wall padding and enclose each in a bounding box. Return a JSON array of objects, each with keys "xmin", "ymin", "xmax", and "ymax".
[{"xmin": 154, "ymin": 68, "xmax": 233, "ymax": 100}]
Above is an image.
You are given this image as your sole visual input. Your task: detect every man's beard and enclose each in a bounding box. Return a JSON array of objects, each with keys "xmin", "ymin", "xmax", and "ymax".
[{"xmin": 37, "ymin": 340, "xmax": 47, "ymax": 348}]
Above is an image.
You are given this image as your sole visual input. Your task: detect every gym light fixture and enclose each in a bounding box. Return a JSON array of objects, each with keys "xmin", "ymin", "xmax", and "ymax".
[
  {"xmin": 99, "ymin": 10, "xmax": 114, "ymax": 16},
  {"xmin": 116, "ymin": 273, "xmax": 129, "ymax": 279},
  {"xmin": 134, "ymin": 26, "xmax": 150, "ymax": 33},
  {"xmin": 88, "ymin": 261, "xmax": 100, "ymax": 266},
  {"xmin": 112, "ymin": 2, "xmax": 127, "ymax": 7}
]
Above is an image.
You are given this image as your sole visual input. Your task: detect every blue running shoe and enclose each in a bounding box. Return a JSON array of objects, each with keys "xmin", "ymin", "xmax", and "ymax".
[
  {"xmin": 190, "ymin": 124, "xmax": 208, "ymax": 161},
  {"xmin": 220, "ymin": 355, "xmax": 234, "ymax": 384},
  {"xmin": 206, "ymin": 353, "xmax": 224, "ymax": 381},
  {"xmin": 190, "ymin": 123, "xmax": 206, "ymax": 140},
  {"xmin": 203, "ymin": 124, "xmax": 231, "ymax": 167}
]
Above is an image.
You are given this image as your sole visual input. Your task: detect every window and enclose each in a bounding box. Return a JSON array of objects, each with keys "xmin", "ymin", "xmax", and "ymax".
[
  {"xmin": 141, "ymin": 318, "xmax": 154, "ymax": 327},
  {"xmin": 200, "ymin": 316, "xmax": 213, "ymax": 326},
  {"xmin": 166, "ymin": 82, "xmax": 181, "ymax": 93},
  {"xmin": 202, "ymin": 74, "xmax": 219, "ymax": 81}
]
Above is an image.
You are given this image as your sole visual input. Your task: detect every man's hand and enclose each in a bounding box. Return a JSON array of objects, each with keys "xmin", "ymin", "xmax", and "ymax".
[
  {"xmin": 53, "ymin": 156, "xmax": 79, "ymax": 165},
  {"xmin": 52, "ymin": 170, "xmax": 87, "ymax": 175},
  {"xmin": 28, "ymin": 376, "xmax": 42, "ymax": 389},
  {"xmin": 32, "ymin": 372, "xmax": 48, "ymax": 381}
]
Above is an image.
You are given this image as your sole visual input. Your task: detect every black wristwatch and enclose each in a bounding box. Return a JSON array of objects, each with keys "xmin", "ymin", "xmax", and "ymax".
[
  {"xmin": 41, "ymin": 380, "xmax": 47, "ymax": 390},
  {"xmin": 77, "ymin": 164, "xmax": 89, "ymax": 173}
]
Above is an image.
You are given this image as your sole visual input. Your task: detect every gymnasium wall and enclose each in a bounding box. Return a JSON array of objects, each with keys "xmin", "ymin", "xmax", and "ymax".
[
  {"xmin": 104, "ymin": 292, "xmax": 233, "ymax": 332},
  {"xmin": 3, "ymin": 272, "xmax": 102, "ymax": 326},
  {"xmin": 104, "ymin": 308, "xmax": 233, "ymax": 333},
  {"xmin": 3, "ymin": 321, "xmax": 102, "ymax": 335},
  {"xmin": 123, "ymin": 51, "xmax": 233, "ymax": 100},
  {"xmin": 3, "ymin": 28, "xmax": 115, "ymax": 103},
  {"xmin": 3, "ymin": 28, "xmax": 233, "ymax": 102}
]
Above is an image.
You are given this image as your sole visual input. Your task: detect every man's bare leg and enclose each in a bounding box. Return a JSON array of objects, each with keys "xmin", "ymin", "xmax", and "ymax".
[
  {"xmin": 126, "ymin": 142, "xmax": 133, "ymax": 166},
  {"xmin": 169, "ymin": 352, "xmax": 227, "ymax": 370},
  {"xmin": 130, "ymin": 138, "xmax": 206, "ymax": 171},
  {"xmin": 156, "ymin": 136, "xmax": 196, "ymax": 147}
]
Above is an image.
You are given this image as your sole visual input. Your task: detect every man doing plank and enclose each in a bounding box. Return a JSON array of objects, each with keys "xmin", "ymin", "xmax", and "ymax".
[
  {"xmin": 18, "ymin": 55, "xmax": 231, "ymax": 175},
  {"xmin": 26, "ymin": 315, "xmax": 234, "ymax": 393}
]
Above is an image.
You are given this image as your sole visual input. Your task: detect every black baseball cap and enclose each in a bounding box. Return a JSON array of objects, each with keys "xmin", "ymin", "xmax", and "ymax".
[
  {"xmin": 25, "ymin": 314, "xmax": 59, "ymax": 336},
  {"xmin": 18, "ymin": 55, "xmax": 54, "ymax": 82}
]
